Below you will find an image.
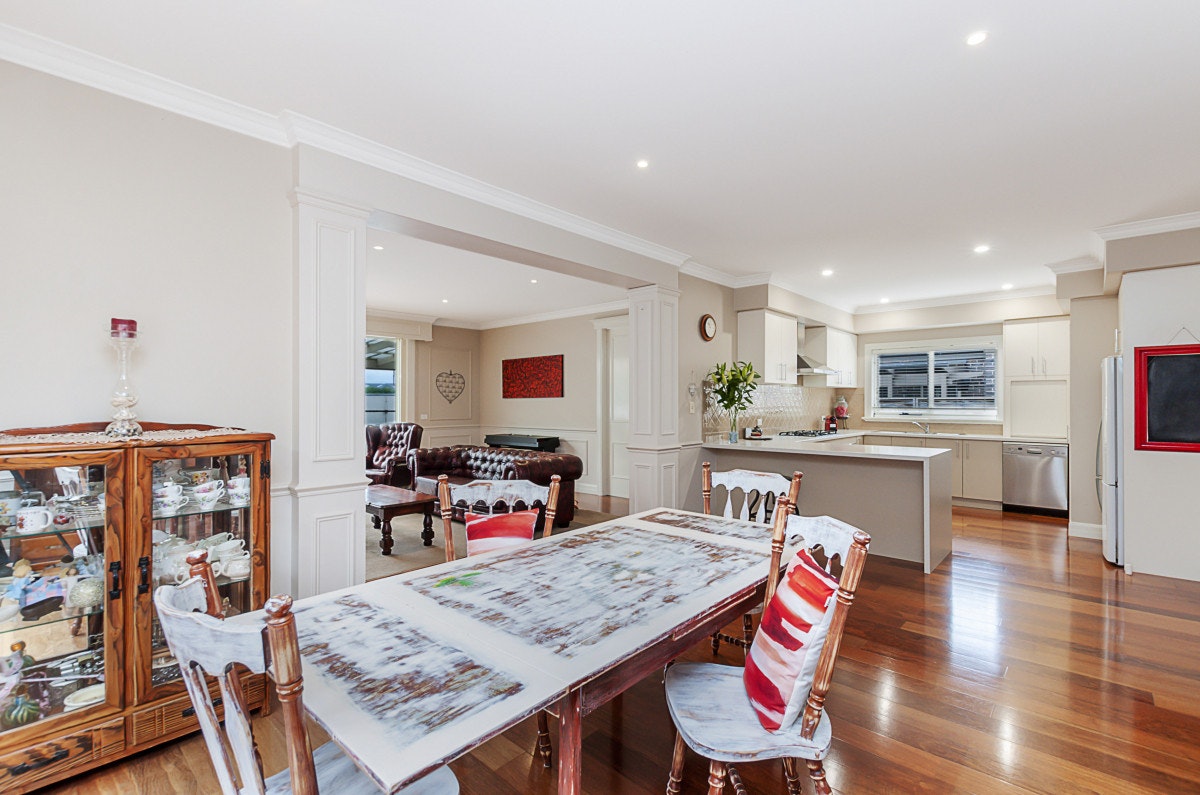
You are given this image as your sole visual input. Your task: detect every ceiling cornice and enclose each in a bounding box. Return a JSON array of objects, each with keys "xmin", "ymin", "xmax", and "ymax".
[
  {"xmin": 678, "ymin": 260, "xmax": 737, "ymax": 287},
  {"xmin": 1094, "ymin": 211, "xmax": 1200, "ymax": 241},
  {"xmin": 1045, "ymin": 256, "xmax": 1102, "ymax": 275},
  {"xmin": 0, "ymin": 23, "xmax": 691, "ymax": 270},
  {"xmin": 854, "ymin": 285, "xmax": 1056, "ymax": 315},
  {"xmin": 0, "ymin": 23, "xmax": 286, "ymax": 145}
]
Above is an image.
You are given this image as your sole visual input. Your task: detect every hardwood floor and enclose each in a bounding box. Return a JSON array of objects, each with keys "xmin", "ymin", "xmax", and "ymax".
[{"xmin": 40, "ymin": 508, "xmax": 1200, "ymax": 794}]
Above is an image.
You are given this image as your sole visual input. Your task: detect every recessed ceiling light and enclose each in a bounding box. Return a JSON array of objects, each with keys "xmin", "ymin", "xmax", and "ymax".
[
  {"xmin": 441, "ymin": 299, "xmax": 448, "ymax": 304},
  {"xmin": 821, "ymin": 269, "xmax": 834, "ymax": 277},
  {"xmin": 880, "ymin": 298, "xmax": 890, "ymax": 304},
  {"xmin": 1001, "ymin": 283, "xmax": 1014, "ymax": 290},
  {"xmin": 974, "ymin": 244, "xmax": 991, "ymax": 254},
  {"xmin": 372, "ymin": 245, "xmax": 384, "ymax": 251},
  {"xmin": 530, "ymin": 279, "xmax": 538, "ymax": 284},
  {"xmin": 966, "ymin": 30, "xmax": 988, "ymax": 46},
  {"xmin": 636, "ymin": 159, "xmax": 649, "ymax": 169}
]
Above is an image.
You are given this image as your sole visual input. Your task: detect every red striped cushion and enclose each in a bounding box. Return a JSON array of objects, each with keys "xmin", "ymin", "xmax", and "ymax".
[
  {"xmin": 464, "ymin": 509, "xmax": 540, "ymax": 556},
  {"xmin": 743, "ymin": 549, "xmax": 839, "ymax": 731}
]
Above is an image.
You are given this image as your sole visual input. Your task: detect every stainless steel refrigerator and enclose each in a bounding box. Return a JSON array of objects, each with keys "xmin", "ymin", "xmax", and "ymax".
[{"xmin": 1097, "ymin": 355, "xmax": 1123, "ymax": 565}]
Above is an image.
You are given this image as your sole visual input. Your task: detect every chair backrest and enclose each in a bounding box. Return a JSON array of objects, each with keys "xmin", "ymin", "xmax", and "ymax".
[
  {"xmin": 702, "ymin": 462, "xmax": 802, "ymax": 523},
  {"xmin": 783, "ymin": 514, "xmax": 871, "ymax": 741},
  {"xmin": 437, "ymin": 474, "xmax": 560, "ymax": 561},
  {"xmin": 154, "ymin": 551, "xmax": 317, "ymax": 795},
  {"xmin": 369, "ymin": 422, "xmax": 423, "ymax": 469}
]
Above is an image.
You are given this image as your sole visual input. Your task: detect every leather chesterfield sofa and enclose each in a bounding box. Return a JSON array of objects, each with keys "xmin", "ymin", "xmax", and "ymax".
[{"xmin": 409, "ymin": 445, "xmax": 583, "ymax": 527}]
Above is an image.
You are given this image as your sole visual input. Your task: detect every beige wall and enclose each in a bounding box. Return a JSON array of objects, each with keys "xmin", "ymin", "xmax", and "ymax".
[
  {"xmin": 1119, "ymin": 264, "xmax": 1200, "ymax": 581},
  {"xmin": 0, "ymin": 63, "xmax": 295, "ymax": 474},
  {"xmin": 854, "ymin": 294, "xmax": 1065, "ymax": 334},
  {"xmin": 414, "ymin": 325, "xmax": 481, "ymax": 447},
  {"xmin": 678, "ymin": 275, "xmax": 736, "ymax": 445},
  {"xmin": 1067, "ymin": 297, "xmax": 1118, "ymax": 531},
  {"xmin": 1107, "ymin": 228, "xmax": 1200, "ymax": 274}
]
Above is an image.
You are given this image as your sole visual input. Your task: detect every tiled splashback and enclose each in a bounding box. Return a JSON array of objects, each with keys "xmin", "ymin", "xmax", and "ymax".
[{"xmin": 704, "ymin": 383, "xmax": 859, "ymax": 438}]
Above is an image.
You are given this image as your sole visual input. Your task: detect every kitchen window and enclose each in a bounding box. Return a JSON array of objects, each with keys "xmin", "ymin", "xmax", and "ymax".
[{"xmin": 867, "ymin": 337, "xmax": 1001, "ymax": 421}]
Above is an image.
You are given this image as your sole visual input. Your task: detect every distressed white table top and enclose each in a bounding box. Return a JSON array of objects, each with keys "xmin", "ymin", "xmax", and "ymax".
[{"xmin": 276, "ymin": 508, "xmax": 807, "ymax": 793}]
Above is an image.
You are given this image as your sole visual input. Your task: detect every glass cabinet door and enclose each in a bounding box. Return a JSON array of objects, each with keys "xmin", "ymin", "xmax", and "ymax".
[
  {"xmin": 0, "ymin": 451, "xmax": 123, "ymax": 734},
  {"xmin": 135, "ymin": 442, "xmax": 267, "ymax": 702}
]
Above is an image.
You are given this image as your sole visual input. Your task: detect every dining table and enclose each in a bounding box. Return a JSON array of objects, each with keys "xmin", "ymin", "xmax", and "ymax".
[{"xmin": 276, "ymin": 506, "xmax": 815, "ymax": 794}]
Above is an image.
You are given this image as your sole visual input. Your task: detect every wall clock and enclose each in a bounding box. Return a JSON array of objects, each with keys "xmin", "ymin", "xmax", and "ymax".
[{"xmin": 699, "ymin": 314, "xmax": 717, "ymax": 341}]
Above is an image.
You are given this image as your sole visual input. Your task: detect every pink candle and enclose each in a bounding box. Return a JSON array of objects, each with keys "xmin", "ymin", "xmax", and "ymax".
[{"xmin": 110, "ymin": 318, "xmax": 138, "ymax": 338}]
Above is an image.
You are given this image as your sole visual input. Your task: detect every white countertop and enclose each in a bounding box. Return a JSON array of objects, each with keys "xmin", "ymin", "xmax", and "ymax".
[{"xmin": 701, "ymin": 429, "xmax": 1067, "ymax": 461}]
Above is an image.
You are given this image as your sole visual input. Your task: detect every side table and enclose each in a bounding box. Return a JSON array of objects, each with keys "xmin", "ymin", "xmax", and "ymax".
[{"xmin": 365, "ymin": 485, "xmax": 437, "ymax": 554}]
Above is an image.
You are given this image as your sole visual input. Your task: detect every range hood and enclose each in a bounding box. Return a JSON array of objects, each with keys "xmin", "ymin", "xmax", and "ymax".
[
  {"xmin": 795, "ymin": 324, "xmax": 838, "ymax": 375},
  {"xmin": 796, "ymin": 354, "xmax": 837, "ymax": 376}
]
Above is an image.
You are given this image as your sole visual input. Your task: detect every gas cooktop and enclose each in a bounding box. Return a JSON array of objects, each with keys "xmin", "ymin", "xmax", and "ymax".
[{"xmin": 778, "ymin": 429, "xmax": 839, "ymax": 437}]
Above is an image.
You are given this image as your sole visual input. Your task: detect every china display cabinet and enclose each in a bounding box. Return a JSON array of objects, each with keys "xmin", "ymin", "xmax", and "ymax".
[{"xmin": 0, "ymin": 422, "xmax": 272, "ymax": 793}]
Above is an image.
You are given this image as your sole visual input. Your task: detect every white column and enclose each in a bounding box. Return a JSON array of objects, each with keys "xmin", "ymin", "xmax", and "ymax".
[
  {"xmin": 626, "ymin": 284, "xmax": 681, "ymax": 511},
  {"xmin": 289, "ymin": 189, "xmax": 369, "ymax": 597}
]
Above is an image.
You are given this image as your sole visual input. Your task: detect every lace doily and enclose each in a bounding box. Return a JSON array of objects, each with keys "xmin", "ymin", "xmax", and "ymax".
[{"xmin": 0, "ymin": 427, "xmax": 249, "ymax": 446}]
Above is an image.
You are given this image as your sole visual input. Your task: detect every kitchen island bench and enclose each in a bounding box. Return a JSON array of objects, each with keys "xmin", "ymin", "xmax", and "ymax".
[{"xmin": 699, "ymin": 437, "xmax": 952, "ymax": 573}]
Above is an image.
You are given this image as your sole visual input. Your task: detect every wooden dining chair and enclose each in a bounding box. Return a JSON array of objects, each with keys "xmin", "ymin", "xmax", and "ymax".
[
  {"xmin": 154, "ymin": 550, "xmax": 459, "ymax": 795},
  {"xmin": 436, "ymin": 475, "xmax": 560, "ymax": 563},
  {"xmin": 664, "ymin": 513, "xmax": 870, "ymax": 795},
  {"xmin": 702, "ymin": 463, "xmax": 803, "ymax": 654},
  {"xmin": 436, "ymin": 474, "xmax": 561, "ymax": 768}
]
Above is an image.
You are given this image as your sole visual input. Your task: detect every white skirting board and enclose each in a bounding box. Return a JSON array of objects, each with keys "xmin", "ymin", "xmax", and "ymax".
[{"xmin": 1068, "ymin": 521, "xmax": 1102, "ymax": 540}]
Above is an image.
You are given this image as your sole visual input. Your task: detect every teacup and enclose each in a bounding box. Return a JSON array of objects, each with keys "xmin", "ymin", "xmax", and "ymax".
[
  {"xmin": 228, "ymin": 487, "xmax": 250, "ymax": 506},
  {"xmin": 226, "ymin": 476, "xmax": 250, "ymax": 492},
  {"xmin": 154, "ymin": 482, "xmax": 184, "ymax": 499},
  {"xmin": 154, "ymin": 495, "xmax": 189, "ymax": 514},
  {"xmin": 194, "ymin": 490, "xmax": 224, "ymax": 510},
  {"xmin": 198, "ymin": 532, "xmax": 233, "ymax": 549},
  {"xmin": 213, "ymin": 552, "xmax": 251, "ymax": 579},
  {"xmin": 193, "ymin": 480, "xmax": 225, "ymax": 497},
  {"xmin": 15, "ymin": 506, "xmax": 54, "ymax": 534},
  {"xmin": 211, "ymin": 538, "xmax": 246, "ymax": 560}
]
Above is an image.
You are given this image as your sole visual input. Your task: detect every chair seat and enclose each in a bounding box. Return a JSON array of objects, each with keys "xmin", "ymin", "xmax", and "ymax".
[
  {"xmin": 664, "ymin": 662, "xmax": 831, "ymax": 764},
  {"xmin": 264, "ymin": 740, "xmax": 459, "ymax": 794}
]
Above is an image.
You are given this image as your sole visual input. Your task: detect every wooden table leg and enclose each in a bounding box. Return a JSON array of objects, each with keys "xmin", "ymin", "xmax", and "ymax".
[
  {"xmin": 421, "ymin": 507, "xmax": 434, "ymax": 546},
  {"xmin": 557, "ymin": 688, "xmax": 582, "ymax": 795},
  {"xmin": 379, "ymin": 514, "xmax": 394, "ymax": 555}
]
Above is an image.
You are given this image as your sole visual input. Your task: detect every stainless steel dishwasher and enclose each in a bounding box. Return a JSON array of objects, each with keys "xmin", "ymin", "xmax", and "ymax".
[{"xmin": 1002, "ymin": 443, "xmax": 1068, "ymax": 516}]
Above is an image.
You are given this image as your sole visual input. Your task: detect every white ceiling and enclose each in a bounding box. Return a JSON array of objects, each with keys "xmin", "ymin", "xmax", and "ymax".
[{"xmin": 5, "ymin": 1, "xmax": 1200, "ymax": 319}]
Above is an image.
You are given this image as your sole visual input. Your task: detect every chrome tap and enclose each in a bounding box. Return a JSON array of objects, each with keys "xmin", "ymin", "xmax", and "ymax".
[{"xmin": 910, "ymin": 421, "xmax": 931, "ymax": 433}]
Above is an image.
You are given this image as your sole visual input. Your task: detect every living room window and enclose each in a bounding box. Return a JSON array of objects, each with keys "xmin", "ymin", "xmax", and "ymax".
[
  {"xmin": 866, "ymin": 337, "xmax": 1001, "ymax": 421},
  {"xmin": 365, "ymin": 336, "xmax": 399, "ymax": 425}
]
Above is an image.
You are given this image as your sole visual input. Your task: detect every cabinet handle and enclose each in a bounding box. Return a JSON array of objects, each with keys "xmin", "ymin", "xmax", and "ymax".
[
  {"xmin": 182, "ymin": 696, "xmax": 222, "ymax": 718},
  {"xmin": 1030, "ymin": 356, "xmax": 1036, "ymax": 375},
  {"xmin": 108, "ymin": 561, "xmax": 122, "ymax": 600},
  {"xmin": 1042, "ymin": 356, "xmax": 1047, "ymax": 375},
  {"xmin": 11, "ymin": 748, "xmax": 70, "ymax": 775},
  {"xmin": 137, "ymin": 556, "xmax": 151, "ymax": 595}
]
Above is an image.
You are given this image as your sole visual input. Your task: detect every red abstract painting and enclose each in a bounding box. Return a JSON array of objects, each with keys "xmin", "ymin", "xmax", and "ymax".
[{"xmin": 502, "ymin": 354, "xmax": 564, "ymax": 399}]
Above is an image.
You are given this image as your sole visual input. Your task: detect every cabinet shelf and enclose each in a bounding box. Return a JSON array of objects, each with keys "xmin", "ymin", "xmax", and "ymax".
[
  {"xmin": 151, "ymin": 500, "xmax": 250, "ymax": 521},
  {"xmin": 0, "ymin": 600, "xmax": 104, "ymax": 636}
]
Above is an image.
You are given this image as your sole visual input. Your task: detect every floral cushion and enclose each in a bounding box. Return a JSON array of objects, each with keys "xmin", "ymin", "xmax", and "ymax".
[
  {"xmin": 743, "ymin": 548, "xmax": 839, "ymax": 732},
  {"xmin": 464, "ymin": 509, "xmax": 540, "ymax": 556}
]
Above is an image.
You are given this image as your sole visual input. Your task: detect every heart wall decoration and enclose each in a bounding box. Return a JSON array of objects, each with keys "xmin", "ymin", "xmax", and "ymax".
[{"xmin": 435, "ymin": 370, "xmax": 466, "ymax": 404}]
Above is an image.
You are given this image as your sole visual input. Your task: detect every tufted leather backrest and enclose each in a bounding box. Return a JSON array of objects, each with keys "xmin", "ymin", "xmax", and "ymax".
[{"xmin": 369, "ymin": 422, "xmax": 423, "ymax": 469}]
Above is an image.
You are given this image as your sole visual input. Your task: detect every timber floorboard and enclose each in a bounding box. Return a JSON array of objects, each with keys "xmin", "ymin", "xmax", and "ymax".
[{"xmin": 36, "ymin": 508, "xmax": 1200, "ymax": 793}]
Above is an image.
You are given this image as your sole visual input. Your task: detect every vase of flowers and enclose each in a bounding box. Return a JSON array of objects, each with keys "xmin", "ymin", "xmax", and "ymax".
[{"xmin": 707, "ymin": 361, "xmax": 760, "ymax": 443}]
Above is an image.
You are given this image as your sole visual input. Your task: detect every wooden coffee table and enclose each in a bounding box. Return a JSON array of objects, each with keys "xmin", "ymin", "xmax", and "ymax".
[{"xmin": 365, "ymin": 485, "xmax": 437, "ymax": 554}]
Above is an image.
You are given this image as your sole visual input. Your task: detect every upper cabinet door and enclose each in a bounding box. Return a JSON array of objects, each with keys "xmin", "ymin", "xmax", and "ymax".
[
  {"xmin": 737, "ymin": 309, "xmax": 798, "ymax": 384},
  {"xmin": 1037, "ymin": 317, "xmax": 1070, "ymax": 377},
  {"xmin": 1003, "ymin": 320, "xmax": 1041, "ymax": 377}
]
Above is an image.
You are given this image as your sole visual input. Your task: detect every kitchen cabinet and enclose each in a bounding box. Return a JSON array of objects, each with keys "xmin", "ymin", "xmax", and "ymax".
[
  {"xmin": 1004, "ymin": 317, "xmax": 1069, "ymax": 378},
  {"xmin": 802, "ymin": 326, "xmax": 859, "ymax": 388},
  {"xmin": 1006, "ymin": 379, "xmax": 1069, "ymax": 439},
  {"xmin": 961, "ymin": 439, "xmax": 1003, "ymax": 502},
  {"xmin": 0, "ymin": 423, "xmax": 271, "ymax": 792},
  {"xmin": 737, "ymin": 309, "xmax": 798, "ymax": 384}
]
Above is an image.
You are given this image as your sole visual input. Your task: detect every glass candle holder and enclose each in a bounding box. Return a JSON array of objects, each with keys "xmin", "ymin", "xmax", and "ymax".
[{"xmin": 105, "ymin": 318, "xmax": 143, "ymax": 437}]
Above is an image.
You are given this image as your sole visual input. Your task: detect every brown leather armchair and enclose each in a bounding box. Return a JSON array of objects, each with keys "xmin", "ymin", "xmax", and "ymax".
[
  {"xmin": 365, "ymin": 422, "xmax": 423, "ymax": 487},
  {"xmin": 409, "ymin": 445, "xmax": 583, "ymax": 526}
]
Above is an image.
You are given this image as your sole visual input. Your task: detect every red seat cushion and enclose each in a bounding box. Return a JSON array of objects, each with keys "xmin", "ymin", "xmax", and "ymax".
[
  {"xmin": 743, "ymin": 549, "xmax": 839, "ymax": 731},
  {"xmin": 464, "ymin": 509, "xmax": 540, "ymax": 556}
]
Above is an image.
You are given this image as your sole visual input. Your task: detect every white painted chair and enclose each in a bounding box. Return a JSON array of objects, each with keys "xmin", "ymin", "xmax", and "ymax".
[
  {"xmin": 664, "ymin": 515, "xmax": 871, "ymax": 795},
  {"xmin": 702, "ymin": 463, "xmax": 803, "ymax": 653},
  {"xmin": 436, "ymin": 474, "xmax": 561, "ymax": 768},
  {"xmin": 154, "ymin": 551, "xmax": 458, "ymax": 795}
]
